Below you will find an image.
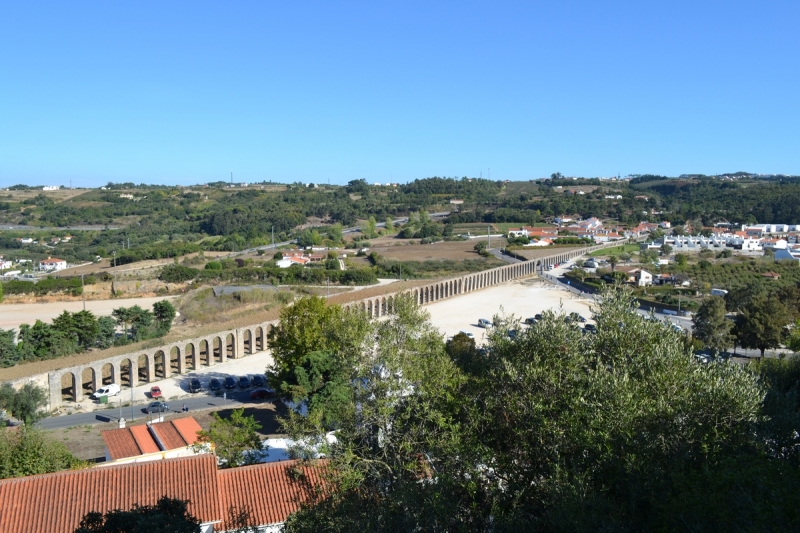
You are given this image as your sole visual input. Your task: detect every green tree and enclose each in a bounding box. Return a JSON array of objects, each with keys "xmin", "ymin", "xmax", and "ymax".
[
  {"xmin": 363, "ymin": 216, "xmax": 377, "ymax": 238},
  {"xmin": 675, "ymin": 253, "xmax": 688, "ymax": 267},
  {"xmin": 660, "ymin": 243, "xmax": 673, "ymax": 256},
  {"xmin": 736, "ymin": 294, "xmax": 791, "ymax": 357},
  {"xmin": 267, "ymin": 296, "xmax": 341, "ymax": 374},
  {"xmin": 0, "ymin": 329, "xmax": 18, "ymax": 367},
  {"xmin": 384, "ymin": 217, "xmax": 393, "ymax": 232},
  {"xmin": 327, "ymin": 223, "xmax": 344, "ymax": 243},
  {"xmin": 153, "ymin": 300, "xmax": 176, "ymax": 334},
  {"xmin": 96, "ymin": 316, "xmax": 116, "ymax": 349},
  {"xmin": 692, "ymin": 296, "xmax": 734, "ymax": 354},
  {"xmin": 283, "ymin": 289, "xmax": 786, "ymax": 532},
  {"xmin": 194, "ymin": 407, "xmax": 265, "ymax": 467},
  {"xmin": 0, "ymin": 427, "xmax": 84, "ymax": 479},
  {"xmin": 73, "ymin": 497, "xmax": 201, "ymax": 533},
  {"xmin": 608, "ymin": 255, "xmax": 618, "ymax": 271}
]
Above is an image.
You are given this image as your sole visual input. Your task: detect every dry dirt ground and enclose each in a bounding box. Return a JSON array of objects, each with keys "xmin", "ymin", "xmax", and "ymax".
[
  {"xmin": 512, "ymin": 246, "xmax": 586, "ymax": 261},
  {"xmin": 0, "ymin": 189, "xmax": 89, "ymax": 203},
  {"xmin": 0, "ymin": 296, "xmax": 178, "ymax": 332},
  {"xmin": 47, "ymin": 401, "xmax": 288, "ymax": 462},
  {"xmin": 348, "ymin": 238, "xmax": 506, "ymax": 264}
]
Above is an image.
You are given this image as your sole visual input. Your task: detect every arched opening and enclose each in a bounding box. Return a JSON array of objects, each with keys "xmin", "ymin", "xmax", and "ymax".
[
  {"xmin": 137, "ymin": 354, "xmax": 149, "ymax": 384},
  {"xmin": 81, "ymin": 367, "xmax": 95, "ymax": 397},
  {"xmin": 185, "ymin": 343, "xmax": 196, "ymax": 371},
  {"xmin": 213, "ymin": 337, "xmax": 223, "ymax": 363},
  {"xmin": 225, "ymin": 333, "xmax": 235, "ymax": 359},
  {"xmin": 255, "ymin": 327, "xmax": 264, "ymax": 351},
  {"xmin": 368, "ymin": 300, "xmax": 373, "ymax": 317},
  {"xmin": 381, "ymin": 298, "xmax": 387, "ymax": 315},
  {"xmin": 61, "ymin": 372, "xmax": 77, "ymax": 402},
  {"xmin": 101, "ymin": 363, "xmax": 115, "ymax": 386},
  {"xmin": 170, "ymin": 346, "xmax": 181, "ymax": 374},
  {"xmin": 200, "ymin": 340, "xmax": 210, "ymax": 366},
  {"xmin": 120, "ymin": 358, "xmax": 133, "ymax": 388},
  {"xmin": 244, "ymin": 329, "xmax": 253, "ymax": 355},
  {"xmin": 154, "ymin": 350, "xmax": 166, "ymax": 379}
]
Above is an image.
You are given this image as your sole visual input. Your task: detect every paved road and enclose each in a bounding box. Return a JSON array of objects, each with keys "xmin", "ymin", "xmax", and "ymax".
[
  {"xmin": 489, "ymin": 248, "xmax": 523, "ymax": 264},
  {"xmin": 36, "ymin": 390, "xmax": 254, "ymax": 430}
]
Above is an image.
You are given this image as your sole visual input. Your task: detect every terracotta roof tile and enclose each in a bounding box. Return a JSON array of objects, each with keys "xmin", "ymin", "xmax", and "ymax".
[
  {"xmin": 217, "ymin": 460, "xmax": 326, "ymax": 530},
  {"xmin": 130, "ymin": 425, "xmax": 160, "ymax": 455},
  {"xmin": 172, "ymin": 417, "xmax": 203, "ymax": 446},
  {"xmin": 101, "ymin": 428, "xmax": 143, "ymax": 460},
  {"xmin": 0, "ymin": 455, "xmax": 221, "ymax": 533},
  {"xmin": 152, "ymin": 422, "xmax": 188, "ymax": 450}
]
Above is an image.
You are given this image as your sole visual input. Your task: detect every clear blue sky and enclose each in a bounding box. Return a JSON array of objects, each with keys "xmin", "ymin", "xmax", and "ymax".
[{"xmin": 1, "ymin": 1, "xmax": 798, "ymax": 187}]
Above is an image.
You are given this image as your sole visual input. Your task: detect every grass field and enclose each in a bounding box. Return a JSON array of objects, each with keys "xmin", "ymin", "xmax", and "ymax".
[{"xmin": 589, "ymin": 243, "xmax": 639, "ymax": 257}]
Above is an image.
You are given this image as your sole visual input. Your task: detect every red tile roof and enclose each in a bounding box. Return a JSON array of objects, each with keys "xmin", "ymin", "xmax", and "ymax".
[
  {"xmin": 0, "ymin": 454, "xmax": 328, "ymax": 533},
  {"xmin": 102, "ymin": 417, "xmax": 203, "ymax": 461},
  {"xmin": 0, "ymin": 455, "xmax": 221, "ymax": 533},
  {"xmin": 217, "ymin": 460, "xmax": 327, "ymax": 530}
]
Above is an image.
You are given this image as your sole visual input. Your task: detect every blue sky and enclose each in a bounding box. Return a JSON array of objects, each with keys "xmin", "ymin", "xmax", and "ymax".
[{"xmin": 1, "ymin": 1, "xmax": 798, "ymax": 187}]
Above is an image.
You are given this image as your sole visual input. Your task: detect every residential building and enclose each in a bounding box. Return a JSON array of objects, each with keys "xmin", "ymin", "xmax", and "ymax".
[
  {"xmin": 101, "ymin": 417, "xmax": 203, "ymax": 464},
  {"xmin": 0, "ymin": 454, "xmax": 324, "ymax": 533},
  {"xmin": 39, "ymin": 257, "xmax": 67, "ymax": 271}
]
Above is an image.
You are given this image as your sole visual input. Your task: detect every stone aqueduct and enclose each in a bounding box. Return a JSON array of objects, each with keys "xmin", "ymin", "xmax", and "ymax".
[{"xmin": 46, "ymin": 244, "xmax": 612, "ymax": 408}]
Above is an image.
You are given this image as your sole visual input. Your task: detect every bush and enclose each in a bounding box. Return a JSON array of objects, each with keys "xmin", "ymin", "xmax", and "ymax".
[
  {"xmin": 159, "ymin": 265, "xmax": 198, "ymax": 283},
  {"xmin": 204, "ymin": 261, "xmax": 223, "ymax": 270}
]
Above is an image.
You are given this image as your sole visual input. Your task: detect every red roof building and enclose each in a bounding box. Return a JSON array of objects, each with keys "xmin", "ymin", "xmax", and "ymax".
[
  {"xmin": 102, "ymin": 417, "xmax": 203, "ymax": 463},
  {"xmin": 0, "ymin": 454, "xmax": 325, "ymax": 533}
]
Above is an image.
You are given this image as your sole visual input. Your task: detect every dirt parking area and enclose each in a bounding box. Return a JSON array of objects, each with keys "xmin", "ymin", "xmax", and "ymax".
[{"xmin": 424, "ymin": 277, "xmax": 596, "ymax": 344}]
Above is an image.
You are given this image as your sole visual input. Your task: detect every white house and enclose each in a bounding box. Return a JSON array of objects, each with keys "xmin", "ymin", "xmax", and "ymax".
[{"xmin": 38, "ymin": 257, "xmax": 67, "ymax": 271}]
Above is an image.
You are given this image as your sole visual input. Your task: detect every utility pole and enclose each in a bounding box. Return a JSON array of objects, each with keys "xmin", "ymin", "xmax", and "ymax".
[
  {"xmin": 271, "ymin": 226, "xmax": 274, "ymax": 249},
  {"xmin": 230, "ymin": 171, "xmax": 233, "ymax": 185},
  {"xmin": 487, "ymin": 225, "xmax": 491, "ymax": 250},
  {"xmin": 81, "ymin": 273, "xmax": 86, "ymax": 311}
]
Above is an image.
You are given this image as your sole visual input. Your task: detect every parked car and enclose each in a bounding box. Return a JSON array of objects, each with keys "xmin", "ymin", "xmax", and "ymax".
[
  {"xmin": 459, "ymin": 330, "xmax": 475, "ymax": 339},
  {"xmin": 189, "ymin": 379, "xmax": 201, "ymax": 393},
  {"xmin": 90, "ymin": 384, "xmax": 120, "ymax": 400},
  {"xmin": 524, "ymin": 317, "xmax": 537, "ymax": 325},
  {"xmin": 149, "ymin": 386, "xmax": 162, "ymax": 399},
  {"xmin": 238, "ymin": 376, "xmax": 251, "ymax": 389},
  {"xmin": 583, "ymin": 323, "xmax": 597, "ymax": 333},
  {"xmin": 251, "ymin": 375, "xmax": 266, "ymax": 387},
  {"xmin": 209, "ymin": 378, "xmax": 222, "ymax": 391},
  {"xmin": 507, "ymin": 329, "xmax": 518, "ymax": 339},
  {"xmin": 478, "ymin": 318, "xmax": 492, "ymax": 328},
  {"xmin": 224, "ymin": 376, "xmax": 237, "ymax": 389},
  {"xmin": 534, "ymin": 314, "xmax": 542, "ymax": 320},
  {"xmin": 146, "ymin": 401, "xmax": 170, "ymax": 414},
  {"xmin": 250, "ymin": 388, "xmax": 275, "ymax": 400}
]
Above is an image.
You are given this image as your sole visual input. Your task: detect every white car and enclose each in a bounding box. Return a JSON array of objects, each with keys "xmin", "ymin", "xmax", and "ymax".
[
  {"xmin": 478, "ymin": 318, "xmax": 492, "ymax": 328},
  {"xmin": 90, "ymin": 384, "xmax": 121, "ymax": 400},
  {"xmin": 459, "ymin": 330, "xmax": 475, "ymax": 339}
]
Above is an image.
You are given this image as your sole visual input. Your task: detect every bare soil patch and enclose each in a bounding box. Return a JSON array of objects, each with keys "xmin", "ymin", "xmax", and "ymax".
[
  {"xmin": 513, "ymin": 246, "xmax": 586, "ymax": 261},
  {"xmin": 364, "ymin": 239, "xmax": 506, "ymax": 262}
]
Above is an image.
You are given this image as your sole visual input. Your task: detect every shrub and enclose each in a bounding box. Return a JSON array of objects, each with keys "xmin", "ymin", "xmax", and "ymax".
[{"xmin": 160, "ymin": 265, "xmax": 199, "ymax": 283}]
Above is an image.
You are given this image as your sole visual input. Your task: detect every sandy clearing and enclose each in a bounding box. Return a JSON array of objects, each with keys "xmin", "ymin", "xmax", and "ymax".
[
  {"xmin": 0, "ymin": 296, "xmax": 177, "ymax": 331},
  {"xmin": 424, "ymin": 277, "xmax": 595, "ymax": 345}
]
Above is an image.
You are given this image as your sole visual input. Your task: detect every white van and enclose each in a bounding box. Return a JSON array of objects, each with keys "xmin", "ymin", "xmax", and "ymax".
[{"xmin": 90, "ymin": 384, "xmax": 121, "ymax": 400}]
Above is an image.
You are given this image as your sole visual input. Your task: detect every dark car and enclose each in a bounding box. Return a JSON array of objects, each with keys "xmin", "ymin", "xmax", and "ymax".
[
  {"xmin": 238, "ymin": 376, "xmax": 251, "ymax": 389},
  {"xmin": 583, "ymin": 323, "xmax": 597, "ymax": 333},
  {"xmin": 209, "ymin": 378, "xmax": 222, "ymax": 391},
  {"xmin": 224, "ymin": 376, "xmax": 237, "ymax": 389},
  {"xmin": 145, "ymin": 401, "xmax": 170, "ymax": 414},
  {"xmin": 534, "ymin": 314, "xmax": 542, "ymax": 320},
  {"xmin": 251, "ymin": 375, "xmax": 266, "ymax": 387},
  {"xmin": 524, "ymin": 317, "xmax": 537, "ymax": 325},
  {"xmin": 189, "ymin": 379, "xmax": 201, "ymax": 393},
  {"xmin": 250, "ymin": 388, "xmax": 275, "ymax": 400}
]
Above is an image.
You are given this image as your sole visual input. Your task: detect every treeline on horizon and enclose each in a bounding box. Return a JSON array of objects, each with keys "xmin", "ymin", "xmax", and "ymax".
[{"xmin": 3, "ymin": 176, "xmax": 800, "ymax": 267}]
